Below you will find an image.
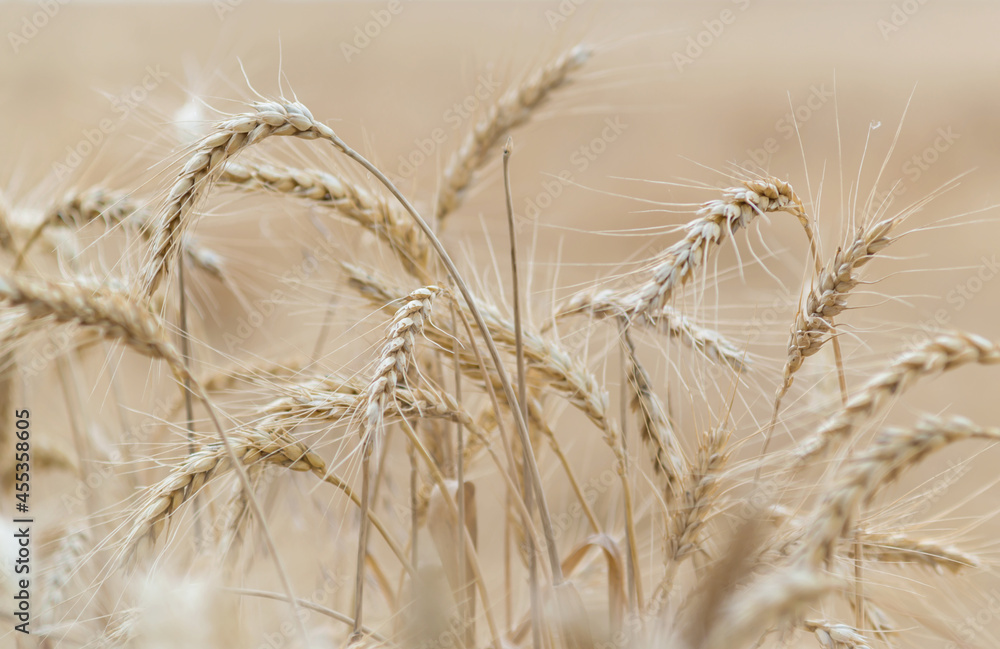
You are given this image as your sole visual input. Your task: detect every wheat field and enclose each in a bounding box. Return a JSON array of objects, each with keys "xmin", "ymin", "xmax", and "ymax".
[{"xmin": 2, "ymin": 2, "xmax": 1000, "ymax": 648}]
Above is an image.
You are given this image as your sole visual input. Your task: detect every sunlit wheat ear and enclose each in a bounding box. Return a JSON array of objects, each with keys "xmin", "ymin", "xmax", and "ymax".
[
  {"xmin": 140, "ymin": 100, "xmax": 344, "ymax": 297},
  {"xmin": 359, "ymin": 285, "xmax": 441, "ymax": 453},
  {"xmin": 557, "ymin": 295, "xmax": 747, "ymax": 371},
  {"xmin": 759, "ymin": 210, "xmax": 906, "ymax": 461},
  {"xmin": 344, "ymin": 262, "xmax": 618, "ymax": 440},
  {"xmin": 0, "ymin": 275, "xmax": 184, "ymax": 374},
  {"xmin": 435, "ymin": 44, "xmax": 591, "ymax": 224},
  {"xmin": 857, "ymin": 531, "xmax": 980, "ymax": 574},
  {"xmin": 778, "ymin": 212, "xmax": 903, "ymax": 402},
  {"xmin": 352, "ymin": 284, "xmax": 440, "ymax": 639},
  {"xmin": 795, "ymin": 332, "xmax": 1000, "ymax": 464},
  {"xmin": 219, "ymin": 161, "xmax": 433, "ymax": 281},
  {"xmin": 16, "ymin": 186, "xmax": 224, "ymax": 280},
  {"xmin": 124, "ymin": 427, "xmax": 324, "ymax": 558},
  {"xmin": 621, "ymin": 326, "xmax": 685, "ymax": 501},
  {"xmin": 659, "ymin": 426, "xmax": 731, "ymax": 595},
  {"xmin": 801, "ymin": 414, "xmax": 1000, "ymax": 569},
  {"xmin": 561, "ymin": 177, "xmax": 807, "ymax": 322}
]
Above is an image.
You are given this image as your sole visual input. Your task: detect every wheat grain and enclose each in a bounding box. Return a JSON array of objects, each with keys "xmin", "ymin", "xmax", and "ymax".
[
  {"xmin": 803, "ymin": 620, "xmax": 872, "ymax": 649},
  {"xmin": 661, "ymin": 425, "xmax": 731, "ymax": 596},
  {"xmin": 0, "ymin": 275, "xmax": 184, "ymax": 373},
  {"xmin": 124, "ymin": 427, "xmax": 325, "ymax": 555},
  {"xmin": 359, "ymin": 286, "xmax": 441, "ymax": 452},
  {"xmin": 621, "ymin": 325, "xmax": 685, "ymax": 500}
]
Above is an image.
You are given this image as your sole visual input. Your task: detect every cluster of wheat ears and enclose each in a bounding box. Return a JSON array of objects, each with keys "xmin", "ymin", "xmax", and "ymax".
[{"xmin": 3, "ymin": 42, "xmax": 998, "ymax": 649}]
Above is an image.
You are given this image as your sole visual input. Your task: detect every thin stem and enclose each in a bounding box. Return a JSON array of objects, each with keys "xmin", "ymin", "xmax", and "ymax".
[
  {"xmin": 396, "ymin": 415, "xmax": 503, "ymax": 649},
  {"xmin": 352, "ymin": 446, "xmax": 373, "ymax": 641},
  {"xmin": 505, "ymin": 138, "xmax": 542, "ymax": 649},
  {"xmin": 56, "ymin": 358, "xmax": 96, "ymax": 522},
  {"xmin": 177, "ymin": 254, "xmax": 203, "ymax": 547},
  {"xmin": 196, "ymin": 385, "xmax": 310, "ymax": 647},
  {"xmin": 410, "ymin": 441, "xmax": 418, "ymax": 570},
  {"xmin": 326, "ymin": 129, "xmax": 564, "ymax": 585},
  {"xmin": 854, "ymin": 530, "xmax": 864, "ymax": 631},
  {"xmin": 619, "ymin": 340, "xmax": 637, "ymax": 613},
  {"xmin": 227, "ymin": 587, "xmax": 391, "ymax": 645},
  {"xmin": 451, "ymin": 303, "xmax": 473, "ymax": 648}
]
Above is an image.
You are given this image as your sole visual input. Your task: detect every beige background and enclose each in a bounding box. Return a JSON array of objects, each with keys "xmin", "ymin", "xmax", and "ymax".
[{"xmin": 3, "ymin": 1, "xmax": 1000, "ymax": 647}]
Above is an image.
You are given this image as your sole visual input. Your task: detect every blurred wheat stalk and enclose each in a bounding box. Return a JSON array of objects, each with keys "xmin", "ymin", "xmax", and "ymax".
[{"xmin": 1, "ymin": 41, "xmax": 996, "ymax": 649}]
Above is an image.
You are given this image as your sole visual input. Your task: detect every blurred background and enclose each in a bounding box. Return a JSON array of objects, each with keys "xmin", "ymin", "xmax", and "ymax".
[{"xmin": 3, "ymin": 1, "xmax": 1000, "ymax": 647}]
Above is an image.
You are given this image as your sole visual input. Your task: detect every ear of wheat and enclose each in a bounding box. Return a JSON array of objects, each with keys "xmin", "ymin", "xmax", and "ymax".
[{"xmin": 8, "ymin": 36, "xmax": 999, "ymax": 649}]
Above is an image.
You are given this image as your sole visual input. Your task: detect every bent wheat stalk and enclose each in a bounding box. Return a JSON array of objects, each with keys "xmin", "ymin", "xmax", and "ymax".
[
  {"xmin": 562, "ymin": 177, "xmax": 808, "ymax": 322},
  {"xmin": 142, "ymin": 104, "xmax": 565, "ymax": 590},
  {"xmin": 141, "ymin": 101, "xmax": 339, "ymax": 297}
]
